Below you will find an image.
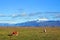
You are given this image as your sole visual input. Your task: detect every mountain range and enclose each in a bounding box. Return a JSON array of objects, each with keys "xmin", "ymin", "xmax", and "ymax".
[{"xmin": 0, "ymin": 20, "xmax": 60, "ymax": 27}]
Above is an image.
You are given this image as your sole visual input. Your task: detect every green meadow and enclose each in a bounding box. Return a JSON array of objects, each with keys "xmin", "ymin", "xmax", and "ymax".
[{"xmin": 0, "ymin": 27, "xmax": 60, "ymax": 40}]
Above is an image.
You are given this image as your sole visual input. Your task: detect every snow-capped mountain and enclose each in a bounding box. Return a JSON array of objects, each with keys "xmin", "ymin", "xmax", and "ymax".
[
  {"xmin": 15, "ymin": 20, "xmax": 60, "ymax": 27},
  {"xmin": 0, "ymin": 20, "xmax": 60, "ymax": 27}
]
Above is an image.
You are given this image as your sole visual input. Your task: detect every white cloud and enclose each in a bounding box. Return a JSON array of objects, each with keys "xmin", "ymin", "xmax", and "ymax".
[
  {"xmin": 39, "ymin": 18, "xmax": 48, "ymax": 21},
  {"xmin": 21, "ymin": 12, "xmax": 27, "ymax": 16},
  {"xmin": 55, "ymin": 14, "xmax": 60, "ymax": 18},
  {"xmin": 0, "ymin": 14, "xmax": 5, "ymax": 17},
  {"xmin": 11, "ymin": 12, "xmax": 27, "ymax": 18},
  {"xmin": 12, "ymin": 14, "xmax": 17, "ymax": 17},
  {"xmin": 37, "ymin": 18, "xmax": 49, "ymax": 22},
  {"xmin": 0, "ymin": 20, "xmax": 18, "ymax": 24}
]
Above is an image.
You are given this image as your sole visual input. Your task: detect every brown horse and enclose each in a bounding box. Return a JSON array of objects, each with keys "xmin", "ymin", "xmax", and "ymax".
[{"xmin": 8, "ymin": 31, "xmax": 19, "ymax": 37}]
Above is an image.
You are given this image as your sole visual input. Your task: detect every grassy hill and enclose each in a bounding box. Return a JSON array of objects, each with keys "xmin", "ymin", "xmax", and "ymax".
[{"xmin": 0, "ymin": 27, "xmax": 60, "ymax": 40}]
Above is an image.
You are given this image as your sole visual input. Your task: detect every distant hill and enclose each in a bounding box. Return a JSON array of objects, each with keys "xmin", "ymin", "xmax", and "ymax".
[
  {"xmin": 15, "ymin": 21, "xmax": 60, "ymax": 27},
  {"xmin": 0, "ymin": 20, "xmax": 60, "ymax": 27}
]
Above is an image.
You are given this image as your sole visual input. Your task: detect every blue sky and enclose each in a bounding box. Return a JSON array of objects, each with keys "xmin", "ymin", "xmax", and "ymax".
[{"xmin": 0, "ymin": 0, "xmax": 60, "ymax": 23}]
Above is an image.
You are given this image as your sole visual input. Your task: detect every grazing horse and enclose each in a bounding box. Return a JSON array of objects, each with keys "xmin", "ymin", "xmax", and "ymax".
[
  {"xmin": 8, "ymin": 31, "xmax": 18, "ymax": 37},
  {"xmin": 12, "ymin": 31, "xmax": 18, "ymax": 36},
  {"xmin": 43, "ymin": 28, "xmax": 47, "ymax": 33}
]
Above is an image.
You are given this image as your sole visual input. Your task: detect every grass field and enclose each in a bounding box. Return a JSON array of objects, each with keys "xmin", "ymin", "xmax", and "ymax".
[{"xmin": 0, "ymin": 27, "xmax": 60, "ymax": 40}]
